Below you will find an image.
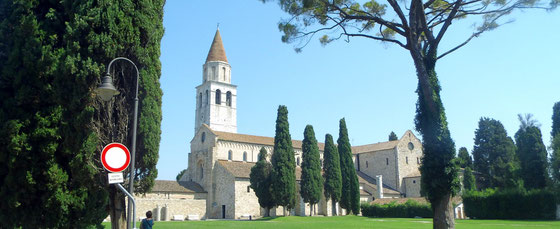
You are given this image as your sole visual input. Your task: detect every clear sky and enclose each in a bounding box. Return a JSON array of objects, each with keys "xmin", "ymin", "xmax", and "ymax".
[{"xmin": 156, "ymin": 1, "xmax": 560, "ymax": 180}]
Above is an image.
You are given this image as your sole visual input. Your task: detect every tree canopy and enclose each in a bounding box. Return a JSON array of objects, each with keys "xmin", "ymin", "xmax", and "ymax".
[
  {"xmin": 337, "ymin": 118, "xmax": 360, "ymax": 215},
  {"xmin": 270, "ymin": 105, "xmax": 297, "ymax": 213},
  {"xmin": 551, "ymin": 102, "xmax": 560, "ymax": 187},
  {"xmin": 0, "ymin": 1, "xmax": 164, "ymax": 228},
  {"xmin": 300, "ymin": 125, "xmax": 324, "ymax": 215},
  {"xmin": 457, "ymin": 147, "xmax": 473, "ymax": 169},
  {"xmin": 389, "ymin": 131, "xmax": 398, "ymax": 141},
  {"xmin": 472, "ymin": 117, "xmax": 521, "ymax": 189},
  {"xmin": 323, "ymin": 133, "xmax": 342, "ymax": 215},
  {"xmin": 250, "ymin": 147, "xmax": 275, "ymax": 216},
  {"xmin": 515, "ymin": 114, "xmax": 548, "ymax": 189}
]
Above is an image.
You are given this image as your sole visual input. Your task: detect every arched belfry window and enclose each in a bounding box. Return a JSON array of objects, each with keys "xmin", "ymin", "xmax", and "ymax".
[
  {"xmin": 226, "ymin": 91, "xmax": 232, "ymax": 107},
  {"xmin": 228, "ymin": 150, "xmax": 232, "ymax": 161},
  {"xmin": 215, "ymin": 89, "xmax": 221, "ymax": 105},
  {"xmin": 212, "ymin": 66, "xmax": 217, "ymax": 80},
  {"xmin": 243, "ymin": 152, "xmax": 247, "ymax": 162},
  {"xmin": 198, "ymin": 93, "xmax": 202, "ymax": 108},
  {"xmin": 205, "ymin": 90, "xmax": 209, "ymax": 105},
  {"xmin": 222, "ymin": 67, "xmax": 226, "ymax": 81}
]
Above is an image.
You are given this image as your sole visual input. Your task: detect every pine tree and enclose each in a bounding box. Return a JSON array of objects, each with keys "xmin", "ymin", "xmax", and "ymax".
[
  {"xmin": 462, "ymin": 167, "xmax": 476, "ymax": 191},
  {"xmin": 323, "ymin": 134, "xmax": 342, "ymax": 216},
  {"xmin": 270, "ymin": 105, "xmax": 297, "ymax": 215},
  {"xmin": 457, "ymin": 147, "xmax": 473, "ymax": 169},
  {"xmin": 0, "ymin": 1, "xmax": 164, "ymax": 228},
  {"xmin": 515, "ymin": 114, "xmax": 548, "ymax": 189},
  {"xmin": 551, "ymin": 102, "xmax": 560, "ymax": 187},
  {"xmin": 389, "ymin": 131, "xmax": 398, "ymax": 141},
  {"xmin": 337, "ymin": 118, "xmax": 360, "ymax": 215},
  {"xmin": 250, "ymin": 147, "xmax": 275, "ymax": 216},
  {"xmin": 472, "ymin": 118, "xmax": 521, "ymax": 189},
  {"xmin": 300, "ymin": 125, "xmax": 323, "ymax": 216}
]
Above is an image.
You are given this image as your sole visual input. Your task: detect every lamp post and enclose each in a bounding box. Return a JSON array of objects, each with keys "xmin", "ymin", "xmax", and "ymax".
[{"xmin": 96, "ymin": 57, "xmax": 140, "ymax": 229}]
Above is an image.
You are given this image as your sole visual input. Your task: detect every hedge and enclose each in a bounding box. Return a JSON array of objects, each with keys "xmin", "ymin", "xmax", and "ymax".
[
  {"xmin": 462, "ymin": 188, "xmax": 557, "ymax": 219},
  {"xmin": 361, "ymin": 199, "xmax": 432, "ymax": 218}
]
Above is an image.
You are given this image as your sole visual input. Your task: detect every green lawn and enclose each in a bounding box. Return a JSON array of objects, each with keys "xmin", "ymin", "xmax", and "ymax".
[{"xmin": 103, "ymin": 216, "xmax": 560, "ymax": 229}]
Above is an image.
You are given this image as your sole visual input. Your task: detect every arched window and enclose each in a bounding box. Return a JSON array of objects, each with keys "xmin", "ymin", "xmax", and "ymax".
[
  {"xmin": 212, "ymin": 66, "xmax": 217, "ymax": 80},
  {"xmin": 386, "ymin": 158, "xmax": 389, "ymax": 165},
  {"xmin": 226, "ymin": 91, "xmax": 232, "ymax": 107},
  {"xmin": 406, "ymin": 156, "xmax": 409, "ymax": 164},
  {"xmin": 198, "ymin": 93, "xmax": 202, "ymax": 108},
  {"xmin": 215, "ymin": 89, "xmax": 221, "ymax": 105},
  {"xmin": 320, "ymin": 159, "xmax": 323, "ymax": 167},
  {"xmin": 297, "ymin": 157, "xmax": 300, "ymax": 166},
  {"xmin": 222, "ymin": 67, "xmax": 226, "ymax": 81},
  {"xmin": 205, "ymin": 90, "xmax": 209, "ymax": 105},
  {"xmin": 243, "ymin": 152, "xmax": 247, "ymax": 162},
  {"xmin": 228, "ymin": 150, "xmax": 232, "ymax": 161},
  {"xmin": 366, "ymin": 161, "xmax": 369, "ymax": 168}
]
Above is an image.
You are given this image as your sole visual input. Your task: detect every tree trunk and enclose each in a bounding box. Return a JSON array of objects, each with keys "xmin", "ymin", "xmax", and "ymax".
[
  {"xmin": 109, "ymin": 188, "xmax": 127, "ymax": 229},
  {"xmin": 332, "ymin": 200, "xmax": 337, "ymax": 216},
  {"xmin": 265, "ymin": 207, "xmax": 270, "ymax": 217},
  {"xmin": 433, "ymin": 194, "xmax": 455, "ymax": 229}
]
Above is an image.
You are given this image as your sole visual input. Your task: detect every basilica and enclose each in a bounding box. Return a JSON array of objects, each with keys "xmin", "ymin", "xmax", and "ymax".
[{"xmin": 132, "ymin": 29, "xmax": 424, "ymax": 221}]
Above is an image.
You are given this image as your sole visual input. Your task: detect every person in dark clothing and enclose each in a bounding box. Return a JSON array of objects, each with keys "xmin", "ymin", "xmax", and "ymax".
[{"xmin": 140, "ymin": 211, "xmax": 154, "ymax": 229}]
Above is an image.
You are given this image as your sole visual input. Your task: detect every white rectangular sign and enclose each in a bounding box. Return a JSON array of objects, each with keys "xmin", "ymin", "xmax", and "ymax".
[{"xmin": 108, "ymin": 172, "xmax": 124, "ymax": 184}]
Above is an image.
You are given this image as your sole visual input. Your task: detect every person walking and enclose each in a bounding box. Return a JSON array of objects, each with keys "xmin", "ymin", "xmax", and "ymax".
[{"xmin": 140, "ymin": 211, "xmax": 154, "ymax": 229}]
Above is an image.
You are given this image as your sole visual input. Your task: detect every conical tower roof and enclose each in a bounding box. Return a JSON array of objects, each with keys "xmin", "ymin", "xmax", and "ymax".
[{"xmin": 205, "ymin": 29, "xmax": 228, "ymax": 63}]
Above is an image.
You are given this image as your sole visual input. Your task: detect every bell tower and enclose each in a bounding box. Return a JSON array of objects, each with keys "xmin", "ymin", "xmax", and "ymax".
[{"xmin": 195, "ymin": 29, "xmax": 237, "ymax": 133}]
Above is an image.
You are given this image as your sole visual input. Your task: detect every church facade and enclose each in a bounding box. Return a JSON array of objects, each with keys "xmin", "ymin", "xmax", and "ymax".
[{"xmin": 131, "ymin": 29, "xmax": 424, "ymax": 221}]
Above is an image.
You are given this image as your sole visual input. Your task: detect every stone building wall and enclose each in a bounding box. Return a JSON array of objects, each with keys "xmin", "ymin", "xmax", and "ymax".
[
  {"xmin": 234, "ymin": 179, "xmax": 261, "ymax": 218},
  {"xmin": 358, "ymin": 149, "xmax": 398, "ymax": 190},
  {"xmin": 402, "ymin": 177, "xmax": 421, "ymax": 198},
  {"xmin": 210, "ymin": 162, "xmax": 235, "ymax": 218},
  {"xmin": 396, "ymin": 131, "xmax": 423, "ymax": 191},
  {"xmin": 126, "ymin": 192, "xmax": 207, "ymax": 221}
]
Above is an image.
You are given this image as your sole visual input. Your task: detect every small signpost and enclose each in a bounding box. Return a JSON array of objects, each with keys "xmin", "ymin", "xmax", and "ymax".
[{"xmin": 101, "ymin": 143, "xmax": 137, "ymax": 229}]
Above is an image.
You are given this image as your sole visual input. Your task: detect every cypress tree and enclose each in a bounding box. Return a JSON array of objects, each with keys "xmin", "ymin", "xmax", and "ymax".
[
  {"xmin": 300, "ymin": 125, "xmax": 323, "ymax": 216},
  {"xmin": 270, "ymin": 105, "xmax": 297, "ymax": 215},
  {"xmin": 323, "ymin": 134, "xmax": 342, "ymax": 216},
  {"xmin": 337, "ymin": 118, "xmax": 360, "ymax": 215},
  {"xmin": 462, "ymin": 167, "xmax": 476, "ymax": 191},
  {"xmin": 457, "ymin": 147, "xmax": 473, "ymax": 169},
  {"xmin": 551, "ymin": 102, "xmax": 560, "ymax": 187},
  {"xmin": 250, "ymin": 147, "xmax": 275, "ymax": 216},
  {"xmin": 0, "ymin": 1, "xmax": 163, "ymax": 228},
  {"xmin": 389, "ymin": 131, "xmax": 398, "ymax": 141},
  {"xmin": 472, "ymin": 117, "xmax": 521, "ymax": 189},
  {"xmin": 515, "ymin": 114, "xmax": 548, "ymax": 189}
]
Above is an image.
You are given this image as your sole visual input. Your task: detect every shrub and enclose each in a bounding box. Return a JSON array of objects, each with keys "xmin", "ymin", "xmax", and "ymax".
[
  {"xmin": 361, "ymin": 199, "xmax": 432, "ymax": 218},
  {"xmin": 462, "ymin": 188, "xmax": 557, "ymax": 219}
]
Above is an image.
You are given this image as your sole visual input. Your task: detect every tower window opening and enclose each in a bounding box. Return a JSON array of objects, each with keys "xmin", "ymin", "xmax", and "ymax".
[
  {"xmin": 386, "ymin": 158, "xmax": 389, "ymax": 165},
  {"xmin": 212, "ymin": 66, "xmax": 217, "ymax": 80},
  {"xmin": 228, "ymin": 150, "xmax": 232, "ymax": 161},
  {"xmin": 243, "ymin": 152, "xmax": 247, "ymax": 162},
  {"xmin": 198, "ymin": 93, "xmax": 202, "ymax": 108},
  {"xmin": 205, "ymin": 90, "xmax": 209, "ymax": 105},
  {"xmin": 216, "ymin": 89, "xmax": 221, "ymax": 105},
  {"xmin": 222, "ymin": 67, "xmax": 226, "ymax": 81},
  {"xmin": 226, "ymin": 91, "xmax": 232, "ymax": 107}
]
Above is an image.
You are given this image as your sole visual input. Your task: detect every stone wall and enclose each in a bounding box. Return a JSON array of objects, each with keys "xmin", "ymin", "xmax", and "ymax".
[
  {"xmin": 210, "ymin": 162, "xmax": 235, "ymax": 219},
  {"xmin": 358, "ymin": 149, "xmax": 398, "ymax": 190},
  {"xmin": 234, "ymin": 179, "xmax": 261, "ymax": 218},
  {"xmin": 402, "ymin": 177, "xmax": 421, "ymax": 198},
  {"xmin": 124, "ymin": 192, "xmax": 207, "ymax": 222},
  {"xmin": 396, "ymin": 131, "xmax": 423, "ymax": 191}
]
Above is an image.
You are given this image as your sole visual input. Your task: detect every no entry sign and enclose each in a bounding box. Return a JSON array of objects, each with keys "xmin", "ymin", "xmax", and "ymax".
[{"xmin": 101, "ymin": 143, "xmax": 131, "ymax": 173}]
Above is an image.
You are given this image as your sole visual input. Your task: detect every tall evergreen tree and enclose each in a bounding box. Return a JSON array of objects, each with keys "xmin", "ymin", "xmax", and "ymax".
[
  {"xmin": 462, "ymin": 167, "xmax": 476, "ymax": 191},
  {"xmin": 323, "ymin": 133, "xmax": 342, "ymax": 216},
  {"xmin": 472, "ymin": 118, "xmax": 521, "ymax": 189},
  {"xmin": 0, "ymin": 1, "xmax": 164, "ymax": 228},
  {"xmin": 389, "ymin": 131, "xmax": 398, "ymax": 141},
  {"xmin": 300, "ymin": 125, "xmax": 323, "ymax": 216},
  {"xmin": 457, "ymin": 147, "xmax": 473, "ymax": 169},
  {"xmin": 515, "ymin": 114, "xmax": 548, "ymax": 189},
  {"xmin": 270, "ymin": 105, "xmax": 297, "ymax": 215},
  {"xmin": 551, "ymin": 102, "xmax": 560, "ymax": 187},
  {"xmin": 337, "ymin": 118, "xmax": 360, "ymax": 215},
  {"xmin": 250, "ymin": 147, "xmax": 275, "ymax": 216}
]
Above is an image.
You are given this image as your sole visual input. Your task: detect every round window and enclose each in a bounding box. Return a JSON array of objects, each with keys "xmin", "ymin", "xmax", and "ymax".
[
  {"xmin": 201, "ymin": 132, "xmax": 206, "ymax": 143},
  {"xmin": 408, "ymin": 142, "xmax": 414, "ymax": 150}
]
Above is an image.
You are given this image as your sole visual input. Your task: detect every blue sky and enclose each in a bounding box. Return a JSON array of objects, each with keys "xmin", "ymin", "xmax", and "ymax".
[{"xmin": 157, "ymin": 1, "xmax": 560, "ymax": 180}]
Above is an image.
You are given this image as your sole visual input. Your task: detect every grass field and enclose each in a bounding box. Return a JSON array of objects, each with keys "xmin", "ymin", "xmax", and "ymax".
[{"xmin": 103, "ymin": 216, "xmax": 560, "ymax": 229}]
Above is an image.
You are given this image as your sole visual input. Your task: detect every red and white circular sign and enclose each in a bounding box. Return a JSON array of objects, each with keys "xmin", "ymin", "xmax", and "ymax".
[{"xmin": 101, "ymin": 143, "xmax": 131, "ymax": 173}]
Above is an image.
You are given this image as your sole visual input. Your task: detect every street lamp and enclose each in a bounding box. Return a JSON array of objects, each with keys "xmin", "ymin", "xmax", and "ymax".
[{"xmin": 96, "ymin": 57, "xmax": 139, "ymax": 229}]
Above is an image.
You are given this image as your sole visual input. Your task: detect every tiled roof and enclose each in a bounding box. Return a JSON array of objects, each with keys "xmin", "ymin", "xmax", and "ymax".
[
  {"xmin": 151, "ymin": 180, "xmax": 205, "ymax": 193},
  {"xmin": 356, "ymin": 171, "xmax": 400, "ymax": 194},
  {"xmin": 217, "ymin": 160, "xmax": 303, "ymax": 180},
  {"xmin": 206, "ymin": 29, "xmax": 228, "ymax": 63},
  {"xmin": 352, "ymin": 141, "xmax": 398, "ymax": 154},
  {"xmin": 372, "ymin": 197, "xmax": 428, "ymax": 205},
  {"xmin": 404, "ymin": 171, "xmax": 421, "ymax": 178},
  {"xmin": 214, "ymin": 131, "xmax": 325, "ymax": 151}
]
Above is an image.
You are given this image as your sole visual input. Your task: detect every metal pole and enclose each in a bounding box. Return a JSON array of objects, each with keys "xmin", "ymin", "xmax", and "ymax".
[
  {"xmin": 106, "ymin": 57, "xmax": 140, "ymax": 229},
  {"xmin": 116, "ymin": 183, "xmax": 137, "ymax": 229}
]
